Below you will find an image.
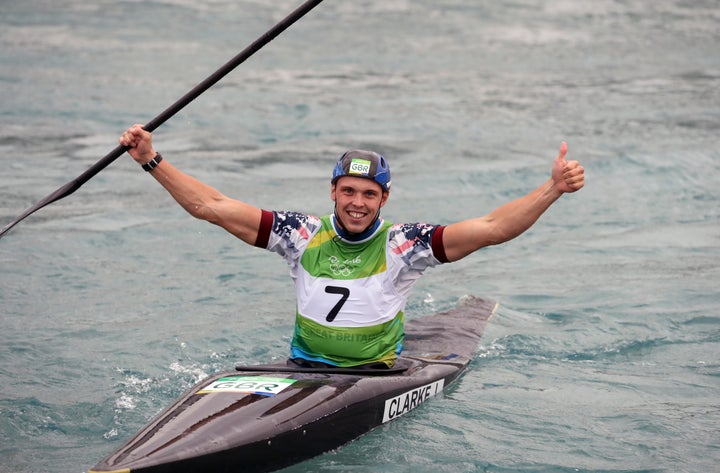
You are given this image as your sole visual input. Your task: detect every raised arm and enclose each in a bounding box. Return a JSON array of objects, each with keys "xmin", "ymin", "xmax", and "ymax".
[
  {"xmin": 120, "ymin": 125, "xmax": 262, "ymax": 245},
  {"xmin": 441, "ymin": 142, "xmax": 584, "ymax": 262}
]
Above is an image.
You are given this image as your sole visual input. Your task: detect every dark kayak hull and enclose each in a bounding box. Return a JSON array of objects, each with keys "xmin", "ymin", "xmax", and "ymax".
[{"xmin": 89, "ymin": 296, "xmax": 496, "ymax": 473}]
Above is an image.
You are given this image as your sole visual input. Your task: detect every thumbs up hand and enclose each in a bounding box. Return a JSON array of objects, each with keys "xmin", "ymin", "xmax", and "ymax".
[{"xmin": 551, "ymin": 141, "xmax": 584, "ymax": 194}]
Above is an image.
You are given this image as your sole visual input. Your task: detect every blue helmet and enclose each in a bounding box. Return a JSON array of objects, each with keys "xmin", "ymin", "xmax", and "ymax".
[{"xmin": 331, "ymin": 149, "xmax": 391, "ymax": 192}]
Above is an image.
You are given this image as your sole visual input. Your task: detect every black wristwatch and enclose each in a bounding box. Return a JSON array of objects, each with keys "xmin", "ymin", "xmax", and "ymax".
[{"xmin": 141, "ymin": 153, "xmax": 163, "ymax": 172}]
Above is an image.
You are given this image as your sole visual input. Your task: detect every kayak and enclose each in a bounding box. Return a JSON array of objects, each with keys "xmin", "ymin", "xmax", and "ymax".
[
  {"xmin": 88, "ymin": 296, "xmax": 497, "ymax": 473},
  {"xmin": 89, "ymin": 296, "xmax": 496, "ymax": 473}
]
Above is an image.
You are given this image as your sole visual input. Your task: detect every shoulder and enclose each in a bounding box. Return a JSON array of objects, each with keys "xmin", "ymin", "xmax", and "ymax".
[
  {"xmin": 387, "ymin": 222, "xmax": 448, "ymax": 266},
  {"xmin": 255, "ymin": 210, "xmax": 322, "ymax": 250},
  {"xmin": 388, "ymin": 222, "xmax": 440, "ymax": 245},
  {"xmin": 271, "ymin": 210, "xmax": 322, "ymax": 234}
]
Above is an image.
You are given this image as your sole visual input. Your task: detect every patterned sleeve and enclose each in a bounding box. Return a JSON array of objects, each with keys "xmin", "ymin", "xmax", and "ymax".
[
  {"xmin": 387, "ymin": 222, "xmax": 448, "ymax": 269},
  {"xmin": 255, "ymin": 210, "xmax": 321, "ymax": 265}
]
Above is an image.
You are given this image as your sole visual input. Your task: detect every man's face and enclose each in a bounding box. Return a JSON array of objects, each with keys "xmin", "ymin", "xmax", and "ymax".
[{"xmin": 331, "ymin": 176, "xmax": 389, "ymax": 234}]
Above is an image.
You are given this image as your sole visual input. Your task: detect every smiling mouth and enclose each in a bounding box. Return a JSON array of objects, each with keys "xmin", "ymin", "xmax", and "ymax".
[{"xmin": 347, "ymin": 210, "xmax": 366, "ymax": 219}]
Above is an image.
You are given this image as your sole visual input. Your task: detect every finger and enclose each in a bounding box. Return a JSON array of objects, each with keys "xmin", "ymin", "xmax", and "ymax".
[
  {"xmin": 564, "ymin": 163, "xmax": 584, "ymax": 177},
  {"xmin": 563, "ymin": 163, "xmax": 582, "ymax": 176},
  {"xmin": 563, "ymin": 159, "xmax": 582, "ymax": 170},
  {"xmin": 565, "ymin": 173, "xmax": 584, "ymax": 184},
  {"xmin": 566, "ymin": 171, "xmax": 585, "ymax": 187},
  {"xmin": 120, "ymin": 125, "xmax": 146, "ymax": 146},
  {"xmin": 120, "ymin": 131, "xmax": 139, "ymax": 148}
]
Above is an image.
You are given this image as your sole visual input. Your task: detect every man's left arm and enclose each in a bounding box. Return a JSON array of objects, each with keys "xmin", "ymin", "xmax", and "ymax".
[{"xmin": 441, "ymin": 142, "xmax": 584, "ymax": 262}]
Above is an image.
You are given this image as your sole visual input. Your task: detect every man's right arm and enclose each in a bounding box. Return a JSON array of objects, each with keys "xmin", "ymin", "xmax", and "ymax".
[{"xmin": 120, "ymin": 124, "xmax": 262, "ymax": 245}]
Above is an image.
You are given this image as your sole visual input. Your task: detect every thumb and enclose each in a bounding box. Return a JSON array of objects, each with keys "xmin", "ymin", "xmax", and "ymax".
[
  {"xmin": 551, "ymin": 141, "xmax": 569, "ymax": 191},
  {"xmin": 555, "ymin": 141, "xmax": 568, "ymax": 163}
]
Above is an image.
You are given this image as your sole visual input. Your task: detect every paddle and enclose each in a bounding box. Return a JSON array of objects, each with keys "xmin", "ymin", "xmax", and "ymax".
[{"xmin": 0, "ymin": 0, "xmax": 324, "ymax": 240}]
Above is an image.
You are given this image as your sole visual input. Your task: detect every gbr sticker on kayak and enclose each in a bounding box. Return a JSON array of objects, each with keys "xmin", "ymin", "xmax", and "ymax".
[
  {"xmin": 197, "ymin": 376, "xmax": 296, "ymax": 396},
  {"xmin": 382, "ymin": 379, "xmax": 444, "ymax": 423}
]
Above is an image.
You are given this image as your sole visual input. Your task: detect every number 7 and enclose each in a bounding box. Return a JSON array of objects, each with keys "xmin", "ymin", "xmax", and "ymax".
[{"xmin": 324, "ymin": 286, "xmax": 350, "ymax": 322}]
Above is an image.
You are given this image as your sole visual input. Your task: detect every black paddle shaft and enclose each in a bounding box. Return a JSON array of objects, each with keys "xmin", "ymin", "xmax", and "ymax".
[{"xmin": 0, "ymin": 0, "xmax": 324, "ymax": 240}]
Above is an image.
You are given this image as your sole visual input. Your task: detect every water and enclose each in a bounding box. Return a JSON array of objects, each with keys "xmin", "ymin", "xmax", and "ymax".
[{"xmin": 1, "ymin": 1, "xmax": 718, "ymax": 472}]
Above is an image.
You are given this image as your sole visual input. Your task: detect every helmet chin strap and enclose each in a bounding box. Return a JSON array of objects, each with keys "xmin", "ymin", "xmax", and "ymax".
[{"xmin": 333, "ymin": 203, "xmax": 382, "ymax": 241}]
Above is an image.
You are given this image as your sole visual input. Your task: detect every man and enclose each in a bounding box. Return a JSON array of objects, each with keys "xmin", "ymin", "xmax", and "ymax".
[{"xmin": 120, "ymin": 124, "xmax": 584, "ymax": 368}]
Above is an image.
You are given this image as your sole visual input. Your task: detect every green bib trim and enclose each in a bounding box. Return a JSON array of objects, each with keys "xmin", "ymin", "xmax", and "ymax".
[{"xmin": 292, "ymin": 311, "xmax": 405, "ymax": 367}]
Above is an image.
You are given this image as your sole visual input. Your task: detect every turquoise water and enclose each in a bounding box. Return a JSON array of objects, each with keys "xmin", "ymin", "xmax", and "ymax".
[{"xmin": 1, "ymin": 1, "xmax": 718, "ymax": 472}]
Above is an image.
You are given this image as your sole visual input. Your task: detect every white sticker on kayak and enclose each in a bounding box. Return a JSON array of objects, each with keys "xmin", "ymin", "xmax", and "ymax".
[
  {"xmin": 382, "ymin": 379, "xmax": 444, "ymax": 423},
  {"xmin": 197, "ymin": 376, "xmax": 296, "ymax": 396}
]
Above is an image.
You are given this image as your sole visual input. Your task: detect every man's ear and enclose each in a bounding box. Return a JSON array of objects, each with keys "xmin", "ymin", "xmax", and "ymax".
[
  {"xmin": 330, "ymin": 184, "xmax": 337, "ymax": 202},
  {"xmin": 380, "ymin": 190, "xmax": 389, "ymax": 207}
]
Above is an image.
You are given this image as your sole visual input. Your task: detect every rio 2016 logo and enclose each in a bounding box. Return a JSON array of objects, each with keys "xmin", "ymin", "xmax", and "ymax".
[{"xmin": 328, "ymin": 255, "xmax": 361, "ymax": 276}]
